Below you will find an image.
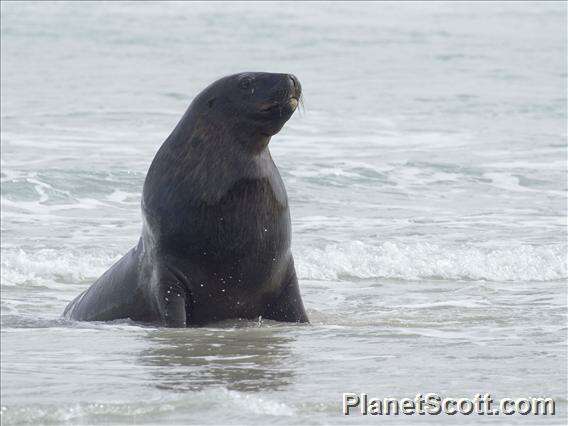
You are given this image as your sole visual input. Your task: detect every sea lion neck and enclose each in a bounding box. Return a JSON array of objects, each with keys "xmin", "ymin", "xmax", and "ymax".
[
  {"xmin": 170, "ymin": 106, "xmax": 273, "ymax": 156},
  {"xmin": 237, "ymin": 133, "xmax": 272, "ymax": 154}
]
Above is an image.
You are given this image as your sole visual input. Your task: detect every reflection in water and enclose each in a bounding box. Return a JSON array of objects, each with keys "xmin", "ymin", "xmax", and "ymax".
[{"xmin": 138, "ymin": 321, "xmax": 296, "ymax": 392}]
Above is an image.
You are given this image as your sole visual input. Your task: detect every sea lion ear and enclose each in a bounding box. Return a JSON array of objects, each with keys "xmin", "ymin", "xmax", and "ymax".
[{"xmin": 207, "ymin": 98, "xmax": 216, "ymax": 108}]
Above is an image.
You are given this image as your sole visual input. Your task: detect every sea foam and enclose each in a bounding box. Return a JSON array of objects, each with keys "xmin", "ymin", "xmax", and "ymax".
[
  {"xmin": 2, "ymin": 241, "xmax": 565, "ymax": 291},
  {"xmin": 295, "ymin": 241, "xmax": 566, "ymax": 282}
]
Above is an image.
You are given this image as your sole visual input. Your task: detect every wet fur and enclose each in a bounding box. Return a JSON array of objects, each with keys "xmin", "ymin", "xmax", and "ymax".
[{"xmin": 64, "ymin": 73, "xmax": 308, "ymax": 326}]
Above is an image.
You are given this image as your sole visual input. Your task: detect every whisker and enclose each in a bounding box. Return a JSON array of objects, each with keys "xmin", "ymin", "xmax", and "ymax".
[{"xmin": 298, "ymin": 93, "xmax": 306, "ymax": 116}]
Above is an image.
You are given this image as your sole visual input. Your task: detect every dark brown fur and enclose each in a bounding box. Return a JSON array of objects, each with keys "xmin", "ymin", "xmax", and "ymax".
[{"xmin": 64, "ymin": 72, "xmax": 308, "ymax": 326}]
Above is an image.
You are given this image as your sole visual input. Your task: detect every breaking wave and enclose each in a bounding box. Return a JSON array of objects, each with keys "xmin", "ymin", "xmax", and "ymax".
[
  {"xmin": 296, "ymin": 241, "xmax": 566, "ymax": 282},
  {"xmin": 2, "ymin": 241, "xmax": 565, "ymax": 290}
]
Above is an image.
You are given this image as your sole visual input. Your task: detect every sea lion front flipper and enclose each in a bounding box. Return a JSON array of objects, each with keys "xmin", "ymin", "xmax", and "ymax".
[
  {"xmin": 154, "ymin": 269, "xmax": 192, "ymax": 327},
  {"xmin": 263, "ymin": 263, "xmax": 309, "ymax": 323}
]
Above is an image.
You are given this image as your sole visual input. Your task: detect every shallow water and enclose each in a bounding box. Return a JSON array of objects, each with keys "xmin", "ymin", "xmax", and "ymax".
[{"xmin": 1, "ymin": 2, "xmax": 566, "ymax": 424}]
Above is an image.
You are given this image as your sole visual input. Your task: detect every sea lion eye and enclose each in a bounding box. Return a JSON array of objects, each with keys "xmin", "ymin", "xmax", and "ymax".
[{"xmin": 240, "ymin": 77, "xmax": 252, "ymax": 90}]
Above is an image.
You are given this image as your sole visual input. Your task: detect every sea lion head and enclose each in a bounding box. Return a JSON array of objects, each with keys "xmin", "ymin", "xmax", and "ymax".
[{"xmin": 194, "ymin": 72, "xmax": 302, "ymax": 141}]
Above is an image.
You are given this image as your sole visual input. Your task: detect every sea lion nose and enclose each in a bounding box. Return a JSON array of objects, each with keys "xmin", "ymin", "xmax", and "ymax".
[{"xmin": 288, "ymin": 74, "xmax": 301, "ymax": 96}]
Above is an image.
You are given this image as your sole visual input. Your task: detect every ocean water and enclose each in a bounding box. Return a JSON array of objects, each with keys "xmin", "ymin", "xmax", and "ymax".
[{"xmin": 1, "ymin": 2, "xmax": 566, "ymax": 425}]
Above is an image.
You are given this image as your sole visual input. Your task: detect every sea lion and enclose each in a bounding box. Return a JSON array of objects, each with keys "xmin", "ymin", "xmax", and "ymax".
[{"xmin": 63, "ymin": 72, "xmax": 308, "ymax": 327}]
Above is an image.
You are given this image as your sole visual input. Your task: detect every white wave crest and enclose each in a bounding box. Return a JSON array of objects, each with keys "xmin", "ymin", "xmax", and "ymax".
[
  {"xmin": 295, "ymin": 241, "xmax": 567, "ymax": 282},
  {"xmin": 1, "ymin": 248, "xmax": 122, "ymax": 288},
  {"xmin": 2, "ymin": 241, "xmax": 565, "ymax": 290}
]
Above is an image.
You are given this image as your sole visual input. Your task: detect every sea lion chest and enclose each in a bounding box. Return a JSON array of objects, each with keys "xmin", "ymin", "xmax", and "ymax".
[
  {"xmin": 153, "ymin": 174, "xmax": 291, "ymax": 321},
  {"xmin": 145, "ymin": 168, "xmax": 290, "ymax": 295},
  {"xmin": 193, "ymin": 175, "xmax": 291, "ymax": 259}
]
